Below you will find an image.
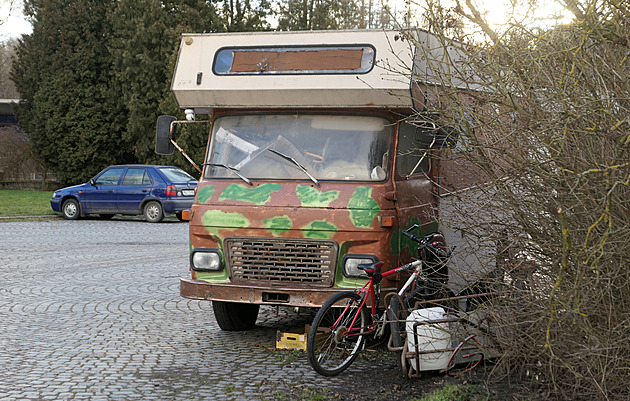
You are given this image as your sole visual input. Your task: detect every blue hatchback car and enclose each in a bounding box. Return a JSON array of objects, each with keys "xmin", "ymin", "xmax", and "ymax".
[{"xmin": 50, "ymin": 165, "xmax": 198, "ymax": 222}]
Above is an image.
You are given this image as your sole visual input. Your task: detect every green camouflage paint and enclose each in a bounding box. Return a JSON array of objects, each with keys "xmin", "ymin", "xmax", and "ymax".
[
  {"xmin": 263, "ymin": 215, "xmax": 292, "ymax": 236},
  {"xmin": 219, "ymin": 183, "xmax": 282, "ymax": 205},
  {"xmin": 348, "ymin": 187, "xmax": 380, "ymax": 228},
  {"xmin": 296, "ymin": 185, "xmax": 340, "ymax": 207},
  {"xmin": 202, "ymin": 210, "xmax": 250, "ymax": 236},
  {"xmin": 301, "ymin": 220, "xmax": 338, "ymax": 239},
  {"xmin": 197, "ymin": 185, "xmax": 215, "ymax": 203}
]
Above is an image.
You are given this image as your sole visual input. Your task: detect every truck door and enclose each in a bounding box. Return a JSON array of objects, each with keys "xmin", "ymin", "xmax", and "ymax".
[{"xmin": 394, "ymin": 122, "xmax": 439, "ymax": 261}]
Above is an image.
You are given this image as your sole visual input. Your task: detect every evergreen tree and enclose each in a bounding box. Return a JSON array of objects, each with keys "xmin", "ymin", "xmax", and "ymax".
[
  {"xmin": 11, "ymin": 0, "xmax": 274, "ymax": 184},
  {"xmin": 108, "ymin": 0, "xmax": 178, "ymax": 164},
  {"xmin": 12, "ymin": 0, "xmax": 131, "ymax": 185}
]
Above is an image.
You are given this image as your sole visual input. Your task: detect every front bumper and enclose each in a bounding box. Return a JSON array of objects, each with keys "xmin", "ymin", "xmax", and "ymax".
[
  {"xmin": 50, "ymin": 199, "xmax": 61, "ymax": 212},
  {"xmin": 181, "ymin": 277, "xmax": 351, "ymax": 307}
]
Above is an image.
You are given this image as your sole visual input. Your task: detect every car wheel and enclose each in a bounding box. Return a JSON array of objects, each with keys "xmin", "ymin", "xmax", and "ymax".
[
  {"xmin": 143, "ymin": 201, "xmax": 164, "ymax": 223},
  {"xmin": 61, "ymin": 199, "xmax": 80, "ymax": 220}
]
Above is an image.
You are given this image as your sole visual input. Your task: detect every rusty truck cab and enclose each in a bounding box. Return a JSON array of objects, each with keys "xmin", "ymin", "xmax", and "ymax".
[{"xmin": 162, "ymin": 30, "xmax": 458, "ymax": 330}]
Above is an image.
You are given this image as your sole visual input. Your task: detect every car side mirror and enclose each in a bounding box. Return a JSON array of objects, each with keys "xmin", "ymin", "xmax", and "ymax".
[
  {"xmin": 156, "ymin": 115, "xmax": 176, "ymax": 155},
  {"xmin": 90, "ymin": 179, "xmax": 96, "ymax": 186}
]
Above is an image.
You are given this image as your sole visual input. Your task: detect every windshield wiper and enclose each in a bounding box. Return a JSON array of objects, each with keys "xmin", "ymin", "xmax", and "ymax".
[
  {"xmin": 204, "ymin": 163, "xmax": 253, "ymax": 186},
  {"xmin": 269, "ymin": 149, "xmax": 320, "ymax": 187}
]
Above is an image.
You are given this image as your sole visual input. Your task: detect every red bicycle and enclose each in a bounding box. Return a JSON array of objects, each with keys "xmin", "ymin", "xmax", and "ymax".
[{"xmin": 306, "ymin": 225, "xmax": 452, "ymax": 376}]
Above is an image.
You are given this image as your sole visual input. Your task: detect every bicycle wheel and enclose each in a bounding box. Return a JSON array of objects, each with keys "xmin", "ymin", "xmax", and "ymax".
[
  {"xmin": 445, "ymin": 334, "xmax": 484, "ymax": 376},
  {"xmin": 389, "ymin": 285, "xmax": 457, "ymax": 377},
  {"xmin": 307, "ymin": 291, "xmax": 369, "ymax": 376},
  {"xmin": 388, "ymin": 294, "xmax": 409, "ymax": 375}
]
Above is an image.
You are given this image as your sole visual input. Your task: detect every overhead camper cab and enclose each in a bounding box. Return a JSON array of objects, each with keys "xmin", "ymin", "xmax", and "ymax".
[{"xmin": 157, "ymin": 29, "xmax": 486, "ymax": 331}]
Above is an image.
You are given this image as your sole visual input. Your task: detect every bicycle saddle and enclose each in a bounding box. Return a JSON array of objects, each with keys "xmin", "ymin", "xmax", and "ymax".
[{"xmin": 357, "ymin": 261, "xmax": 384, "ymax": 276}]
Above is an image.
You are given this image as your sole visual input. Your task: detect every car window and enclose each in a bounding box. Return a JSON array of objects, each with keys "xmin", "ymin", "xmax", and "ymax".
[
  {"xmin": 122, "ymin": 168, "xmax": 151, "ymax": 186},
  {"xmin": 158, "ymin": 167, "xmax": 196, "ymax": 182},
  {"xmin": 94, "ymin": 168, "xmax": 125, "ymax": 186}
]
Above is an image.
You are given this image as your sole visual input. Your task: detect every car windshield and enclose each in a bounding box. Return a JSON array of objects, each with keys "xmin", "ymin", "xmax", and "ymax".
[
  {"xmin": 205, "ymin": 114, "xmax": 393, "ymax": 182},
  {"xmin": 159, "ymin": 167, "xmax": 196, "ymax": 182}
]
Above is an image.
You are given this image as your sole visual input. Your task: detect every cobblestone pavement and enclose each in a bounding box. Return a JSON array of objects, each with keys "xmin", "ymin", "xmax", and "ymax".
[{"xmin": 0, "ymin": 218, "xmax": 405, "ymax": 401}]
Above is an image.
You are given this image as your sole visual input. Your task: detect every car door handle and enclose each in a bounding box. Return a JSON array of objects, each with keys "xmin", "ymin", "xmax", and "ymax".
[
  {"xmin": 108, "ymin": 190, "xmax": 114, "ymax": 193},
  {"xmin": 142, "ymin": 190, "xmax": 148, "ymax": 193}
]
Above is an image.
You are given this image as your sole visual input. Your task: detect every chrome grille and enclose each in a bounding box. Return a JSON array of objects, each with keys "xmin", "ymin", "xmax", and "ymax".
[{"xmin": 226, "ymin": 238, "xmax": 337, "ymax": 286}]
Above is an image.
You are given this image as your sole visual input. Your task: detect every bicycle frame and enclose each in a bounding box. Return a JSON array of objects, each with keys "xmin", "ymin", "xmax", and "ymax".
[{"xmin": 336, "ymin": 259, "xmax": 424, "ymax": 339}]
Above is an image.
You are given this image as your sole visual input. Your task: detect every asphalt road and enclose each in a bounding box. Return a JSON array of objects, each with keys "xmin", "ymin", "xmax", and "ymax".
[{"xmin": 0, "ymin": 218, "xmax": 416, "ymax": 401}]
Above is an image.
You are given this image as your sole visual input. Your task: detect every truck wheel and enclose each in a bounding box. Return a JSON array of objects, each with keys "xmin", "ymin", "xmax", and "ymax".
[{"xmin": 212, "ymin": 301, "xmax": 259, "ymax": 331}]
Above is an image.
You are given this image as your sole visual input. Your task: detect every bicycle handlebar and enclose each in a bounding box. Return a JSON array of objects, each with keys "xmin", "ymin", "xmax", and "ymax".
[{"xmin": 402, "ymin": 224, "xmax": 453, "ymax": 259}]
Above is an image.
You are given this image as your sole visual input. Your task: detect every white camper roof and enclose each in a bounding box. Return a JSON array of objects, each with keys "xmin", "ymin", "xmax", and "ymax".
[{"xmin": 171, "ymin": 30, "xmax": 417, "ymax": 111}]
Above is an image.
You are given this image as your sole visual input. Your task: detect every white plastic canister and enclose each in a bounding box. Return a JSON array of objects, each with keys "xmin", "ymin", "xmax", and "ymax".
[{"xmin": 406, "ymin": 307, "xmax": 451, "ymax": 371}]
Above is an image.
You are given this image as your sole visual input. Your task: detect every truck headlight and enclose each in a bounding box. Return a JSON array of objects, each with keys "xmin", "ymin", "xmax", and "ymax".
[
  {"xmin": 191, "ymin": 249, "xmax": 222, "ymax": 271},
  {"xmin": 342, "ymin": 255, "xmax": 378, "ymax": 278}
]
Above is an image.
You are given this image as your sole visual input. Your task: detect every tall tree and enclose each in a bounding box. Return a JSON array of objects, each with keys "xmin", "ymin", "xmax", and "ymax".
[
  {"xmin": 108, "ymin": 0, "xmax": 180, "ymax": 164},
  {"xmin": 220, "ymin": 0, "xmax": 272, "ymax": 31},
  {"xmin": 277, "ymin": 0, "xmax": 364, "ymax": 30},
  {"xmin": 12, "ymin": 0, "xmax": 131, "ymax": 185},
  {"xmin": 0, "ymin": 38, "xmax": 19, "ymax": 98}
]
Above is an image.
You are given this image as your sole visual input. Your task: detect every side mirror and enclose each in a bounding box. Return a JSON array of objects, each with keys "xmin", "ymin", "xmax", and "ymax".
[
  {"xmin": 433, "ymin": 127, "xmax": 459, "ymax": 149},
  {"xmin": 90, "ymin": 179, "xmax": 96, "ymax": 186},
  {"xmin": 406, "ymin": 121, "xmax": 458, "ymax": 149},
  {"xmin": 156, "ymin": 115, "xmax": 176, "ymax": 155}
]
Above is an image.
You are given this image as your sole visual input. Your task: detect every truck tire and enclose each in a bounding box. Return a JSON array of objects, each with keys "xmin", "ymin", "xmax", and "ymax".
[{"xmin": 212, "ymin": 301, "xmax": 259, "ymax": 331}]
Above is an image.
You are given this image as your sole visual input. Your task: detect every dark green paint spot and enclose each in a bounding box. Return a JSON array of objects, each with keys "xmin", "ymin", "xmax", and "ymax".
[
  {"xmin": 197, "ymin": 185, "xmax": 215, "ymax": 203},
  {"xmin": 219, "ymin": 183, "xmax": 282, "ymax": 205},
  {"xmin": 263, "ymin": 215, "xmax": 292, "ymax": 236},
  {"xmin": 301, "ymin": 220, "xmax": 338, "ymax": 239},
  {"xmin": 348, "ymin": 187, "xmax": 380, "ymax": 228},
  {"xmin": 296, "ymin": 185, "xmax": 340, "ymax": 207}
]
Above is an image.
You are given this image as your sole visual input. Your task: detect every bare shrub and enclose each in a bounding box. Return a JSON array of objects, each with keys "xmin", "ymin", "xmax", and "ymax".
[{"xmin": 409, "ymin": 1, "xmax": 630, "ymax": 399}]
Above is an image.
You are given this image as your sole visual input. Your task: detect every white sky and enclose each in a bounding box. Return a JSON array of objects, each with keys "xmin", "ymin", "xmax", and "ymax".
[
  {"xmin": 0, "ymin": 0, "xmax": 31, "ymax": 41},
  {"xmin": 405, "ymin": 0, "xmax": 573, "ymax": 31},
  {"xmin": 0, "ymin": 0, "xmax": 571, "ymax": 42}
]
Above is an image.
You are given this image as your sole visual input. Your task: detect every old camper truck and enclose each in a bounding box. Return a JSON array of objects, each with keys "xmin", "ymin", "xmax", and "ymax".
[{"xmin": 157, "ymin": 29, "xmax": 473, "ymax": 331}]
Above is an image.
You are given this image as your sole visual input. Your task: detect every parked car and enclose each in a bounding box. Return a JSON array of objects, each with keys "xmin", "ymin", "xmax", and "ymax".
[{"xmin": 50, "ymin": 165, "xmax": 198, "ymax": 222}]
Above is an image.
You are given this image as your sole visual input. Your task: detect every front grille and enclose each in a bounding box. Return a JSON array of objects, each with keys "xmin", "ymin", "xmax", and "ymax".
[{"xmin": 226, "ymin": 237, "xmax": 337, "ymax": 286}]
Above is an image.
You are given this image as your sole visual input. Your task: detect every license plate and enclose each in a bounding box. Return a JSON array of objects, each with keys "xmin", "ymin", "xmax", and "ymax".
[{"xmin": 181, "ymin": 189, "xmax": 195, "ymax": 196}]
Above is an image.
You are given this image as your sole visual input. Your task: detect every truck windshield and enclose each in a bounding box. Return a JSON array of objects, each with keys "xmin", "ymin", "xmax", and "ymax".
[{"xmin": 205, "ymin": 114, "xmax": 393, "ymax": 182}]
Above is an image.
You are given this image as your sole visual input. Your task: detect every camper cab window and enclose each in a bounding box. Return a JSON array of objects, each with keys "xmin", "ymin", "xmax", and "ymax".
[
  {"xmin": 214, "ymin": 45, "xmax": 375, "ymax": 75},
  {"xmin": 205, "ymin": 114, "xmax": 392, "ymax": 182}
]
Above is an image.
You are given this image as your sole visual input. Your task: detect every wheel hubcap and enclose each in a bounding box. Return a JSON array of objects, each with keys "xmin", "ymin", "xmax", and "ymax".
[
  {"xmin": 147, "ymin": 205, "xmax": 158, "ymax": 219},
  {"xmin": 65, "ymin": 203, "xmax": 76, "ymax": 217}
]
